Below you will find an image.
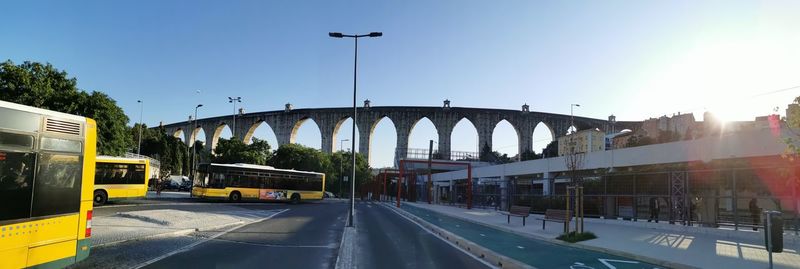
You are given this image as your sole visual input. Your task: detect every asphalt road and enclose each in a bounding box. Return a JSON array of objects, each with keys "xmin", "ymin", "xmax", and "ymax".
[
  {"xmin": 355, "ymin": 201, "xmax": 490, "ymax": 269},
  {"xmin": 77, "ymin": 198, "xmax": 491, "ymax": 269},
  {"xmin": 141, "ymin": 201, "xmax": 348, "ymax": 269}
]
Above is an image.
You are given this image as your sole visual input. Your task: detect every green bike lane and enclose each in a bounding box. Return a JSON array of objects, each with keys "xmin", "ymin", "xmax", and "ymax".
[{"xmin": 399, "ymin": 204, "xmax": 664, "ymax": 269}]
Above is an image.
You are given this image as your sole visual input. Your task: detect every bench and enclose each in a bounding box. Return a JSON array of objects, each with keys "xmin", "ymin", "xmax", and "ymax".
[
  {"xmin": 538, "ymin": 209, "xmax": 570, "ymax": 232},
  {"xmin": 499, "ymin": 205, "xmax": 531, "ymax": 226}
]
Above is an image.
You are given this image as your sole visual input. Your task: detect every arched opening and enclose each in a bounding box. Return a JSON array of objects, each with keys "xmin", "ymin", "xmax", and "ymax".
[
  {"xmin": 407, "ymin": 117, "xmax": 438, "ymax": 158},
  {"xmin": 244, "ymin": 121, "xmax": 279, "ymax": 149},
  {"xmin": 211, "ymin": 124, "xmax": 233, "ymax": 151},
  {"xmin": 173, "ymin": 129, "xmax": 185, "ymax": 142},
  {"xmin": 533, "ymin": 122, "xmax": 555, "ymax": 153},
  {"xmin": 450, "ymin": 118, "xmax": 479, "ymax": 160},
  {"xmin": 492, "ymin": 120, "xmax": 519, "ymax": 158},
  {"xmin": 191, "ymin": 127, "xmax": 206, "ymax": 149},
  {"xmin": 334, "ymin": 117, "xmax": 360, "ymax": 153},
  {"xmin": 370, "ymin": 117, "xmax": 397, "ymax": 168},
  {"xmin": 292, "ymin": 118, "xmax": 321, "ymax": 150}
]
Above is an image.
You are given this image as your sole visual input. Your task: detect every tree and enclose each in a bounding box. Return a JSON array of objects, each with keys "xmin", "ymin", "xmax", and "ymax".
[
  {"xmin": 134, "ymin": 124, "xmax": 188, "ymax": 178},
  {"xmin": 270, "ymin": 144, "xmax": 332, "ymax": 175},
  {"xmin": 328, "ymin": 150, "xmax": 371, "ymax": 195},
  {"xmin": 520, "ymin": 150, "xmax": 542, "ymax": 161},
  {"xmin": 0, "ymin": 60, "xmax": 131, "ymax": 155},
  {"xmin": 213, "ymin": 137, "xmax": 271, "ymax": 165}
]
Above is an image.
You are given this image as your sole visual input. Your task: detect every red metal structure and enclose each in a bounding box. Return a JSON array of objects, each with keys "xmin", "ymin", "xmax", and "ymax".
[{"xmin": 396, "ymin": 159, "xmax": 473, "ymax": 209}]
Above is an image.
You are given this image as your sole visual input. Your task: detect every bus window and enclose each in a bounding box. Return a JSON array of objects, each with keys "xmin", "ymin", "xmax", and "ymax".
[
  {"xmin": 32, "ymin": 154, "xmax": 82, "ymax": 217},
  {"xmin": 0, "ymin": 132, "xmax": 34, "ymax": 149},
  {"xmin": 208, "ymin": 173, "xmax": 225, "ymax": 189},
  {"xmin": 0, "ymin": 151, "xmax": 35, "ymax": 221},
  {"xmin": 129, "ymin": 164, "xmax": 146, "ymax": 184}
]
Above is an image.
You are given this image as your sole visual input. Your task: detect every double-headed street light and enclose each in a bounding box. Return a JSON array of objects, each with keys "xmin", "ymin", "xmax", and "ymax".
[
  {"xmin": 329, "ymin": 31, "xmax": 382, "ymax": 227},
  {"xmin": 228, "ymin": 97, "xmax": 242, "ymax": 138}
]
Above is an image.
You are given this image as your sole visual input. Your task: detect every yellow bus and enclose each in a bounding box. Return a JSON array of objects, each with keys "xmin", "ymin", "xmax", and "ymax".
[
  {"xmin": 0, "ymin": 100, "xmax": 95, "ymax": 269},
  {"xmin": 192, "ymin": 163, "xmax": 325, "ymax": 204},
  {"xmin": 92, "ymin": 156, "xmax": 150, "ymax": 205}
]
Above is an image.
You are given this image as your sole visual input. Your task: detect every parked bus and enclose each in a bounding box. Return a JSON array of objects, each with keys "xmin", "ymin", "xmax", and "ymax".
[
  {"xmin": 191, "ymin": 163, "xmax": 325, "ymax": 203},
  {"xmin": 0, "ymin": 100, "xmax": 95, "ymax": 269},
  {"xmin": 93, "ymin": 156, "xmax": 150, "ymax": 205}
]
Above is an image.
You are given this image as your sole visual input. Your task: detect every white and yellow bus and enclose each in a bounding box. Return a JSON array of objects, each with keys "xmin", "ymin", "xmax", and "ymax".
[
  {"xmin": 0, "ymin": 100, "xmax": 95, "ymax": 269},
  {"xmin": 92, "ymin": 156, "xmax": 150, "ymax": 206},
  {"xmin": 192, "ymin": 163, "xmax": 325, "ymax": 203}
]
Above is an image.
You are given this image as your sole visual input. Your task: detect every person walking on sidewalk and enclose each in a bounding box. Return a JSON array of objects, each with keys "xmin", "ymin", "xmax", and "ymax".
[
  {"xmin": 648, "ymin": 197, "xmax": 660, "ymax": 223},
  {"xmin": 749, "ymin": 198, "xmax": 761, "ymax": 231}
]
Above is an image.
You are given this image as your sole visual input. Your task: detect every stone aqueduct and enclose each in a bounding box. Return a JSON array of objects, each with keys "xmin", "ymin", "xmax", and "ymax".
[{"xmin": 158, "ymin": 105, "xmax": 642, "ymax": 163}]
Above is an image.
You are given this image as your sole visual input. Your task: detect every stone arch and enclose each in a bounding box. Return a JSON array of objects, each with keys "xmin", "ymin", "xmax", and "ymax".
[
  {"xmin": 291, "ymin": 117, "xmax": 322, "ymax": 149},
  {"xmin": 172, "ymin": 128, "xmax": 185, "ymax": 142},
  {"xmin": 190, "ymin": 127, "xmax": 206, "ymax": 148},
  {"xmin": 210, "ymin": 123, "xmax": 233, "ymax": 151},
  {"xmin": 243, "ymin": 120, "xmax": 279, "ymax": 147},
  {"xmin": 369, "ymin": 116, "xmax": 397, "ymax": 167},
  {"xmin": 333, "ymin": 117, "xmax": 361, "ymax": 152},
  {"xmin": 450, "ymin": 117, "xmax": 479, "ymax": 154},
  {"xmin": 533, "ymin": 121, "xmax": 556, "ymax": 152},
  {"xmin": 407, "ymin": 117, "xmax": 439, "ymax": 158},
  {"xmin": 492, "ymin": 119, "xmax": 521, "ymax": 157}
]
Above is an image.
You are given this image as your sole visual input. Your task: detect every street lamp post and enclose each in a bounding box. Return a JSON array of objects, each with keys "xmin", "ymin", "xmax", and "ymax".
[
  {"xmin": 329, "ymin": 31, "xmax": 382, "ymax": 227},
  {"xmin": 570, "ymin": 103, "xmax": 580, "ymax": 134},
  {"xmin": 137, "ymin": 100, "xmax": 144, "ymax": 155},
  {"xmin": 228, "ymin": 97, "xmax": 242, "ymax": 138},
  {"xmin": 191, "ymin": 104, "xmax": 203, "ymax": 180}
]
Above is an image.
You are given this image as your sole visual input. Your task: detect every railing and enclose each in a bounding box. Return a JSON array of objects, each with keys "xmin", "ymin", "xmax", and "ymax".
[
  {"xmin": 125, "ymin": 152, "xmax": 161, "ymax": 169},
  {"xmin": 396, "ymin": 148, "xmax": 479, "ymax": 161}
]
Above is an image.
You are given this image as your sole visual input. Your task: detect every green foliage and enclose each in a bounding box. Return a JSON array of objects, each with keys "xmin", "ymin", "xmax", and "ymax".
[
  {"xmin": 479, "ymin": 142, "xmax": 513, "ymax": 163},
  {"xmin": 520, "ymin": 150, "xmax": 542, "ymax": 161},
  {"xmin": 213, "ymin": 137, "xmax": 271, "ymax": 165},
  {"xmin": 269, "ymin": 144, "xmax": 332, "ymax": 174},
  {"xmin": 328, "ymin": 150, "xmax": 371, "ymax": 194},
  {"xmin": 134, "ymin": 124, "xmax": 188, "ymax": 177},
  {"xmin": 267, "ymin": 144, "xmax": 371, "ymax": 194},
  {"xmin": 0, "ymin": 60, "xmax": 131, "ymax": 155},
  {"xmin": 556, "ymin": 231, "xmax": 597, "ymax": 243}
]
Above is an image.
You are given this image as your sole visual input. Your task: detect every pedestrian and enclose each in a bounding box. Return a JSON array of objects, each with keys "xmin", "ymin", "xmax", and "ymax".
[
  {"xmin": 749, "ymin": 198, "xmax": 760, "ymax": 231},
  {"xmin": 648, "ymin": 197, "xmax": 660, "ymax": 223}
]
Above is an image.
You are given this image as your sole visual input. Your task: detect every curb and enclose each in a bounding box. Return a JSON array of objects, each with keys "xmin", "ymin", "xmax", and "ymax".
[
  {"xmin": 334, "ymin": 212, "xmax": 354, "ymax": 269},
  {"xmin": 402, "ymin": 202, "xmax": 698, "ymax": 269},
  {"xmin": 382, "ymin": 202, "xmax": 532, "ymax": 269}
]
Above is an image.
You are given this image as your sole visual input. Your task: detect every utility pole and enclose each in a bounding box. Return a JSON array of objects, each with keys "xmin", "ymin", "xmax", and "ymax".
[{"xmin": 228, "ymin": 97, "xmax": 241, "ymax": 138}]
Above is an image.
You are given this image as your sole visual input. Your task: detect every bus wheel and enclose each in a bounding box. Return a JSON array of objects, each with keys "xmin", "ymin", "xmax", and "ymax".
[
  {"xmin": 93, "ymin": 190, "xmax": 108, "ymax": 206},
  {"xmin": 290, "ymin": 193, "xmax": 301, "ymax": 204},
  {"xmin": 229, "ymin": 191, "xmax": 242, "ymax": 202}
]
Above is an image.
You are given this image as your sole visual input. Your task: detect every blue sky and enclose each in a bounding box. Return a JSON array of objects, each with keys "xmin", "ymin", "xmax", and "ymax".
[{"xmin": 2, "ymin": 1, "xmax": 800, "ymax": 167}]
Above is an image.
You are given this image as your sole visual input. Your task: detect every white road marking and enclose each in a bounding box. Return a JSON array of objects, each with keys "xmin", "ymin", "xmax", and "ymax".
[
  {"xmin": 480, "ymin": 234, "xmax": 486, "ymax": 237},
  {"xmin": 517, "ymin": 246, "xmax": 524, "ymax": 249},
  {"xmin": 133, "ymin": 208, "xmax": 289, "ymax": 269}
]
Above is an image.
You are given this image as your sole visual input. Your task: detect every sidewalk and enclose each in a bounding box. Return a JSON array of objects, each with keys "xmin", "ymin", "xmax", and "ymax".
[
  {"xmin": 401, "ymin": 202, "xmax": 800, "ymax": 269},
  {"xmin": 92, "ymin": 205, "xmax": 283, "ymax": 246}
]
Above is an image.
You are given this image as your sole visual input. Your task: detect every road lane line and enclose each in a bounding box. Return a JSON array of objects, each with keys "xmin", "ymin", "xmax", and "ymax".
[
  {"xmin": 208, "ymin": 237, "xmax": 337, "ymax": 248},
  {"xmin": 132, "ymin": 208, "xmax": 289, "ymax": 269}
]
